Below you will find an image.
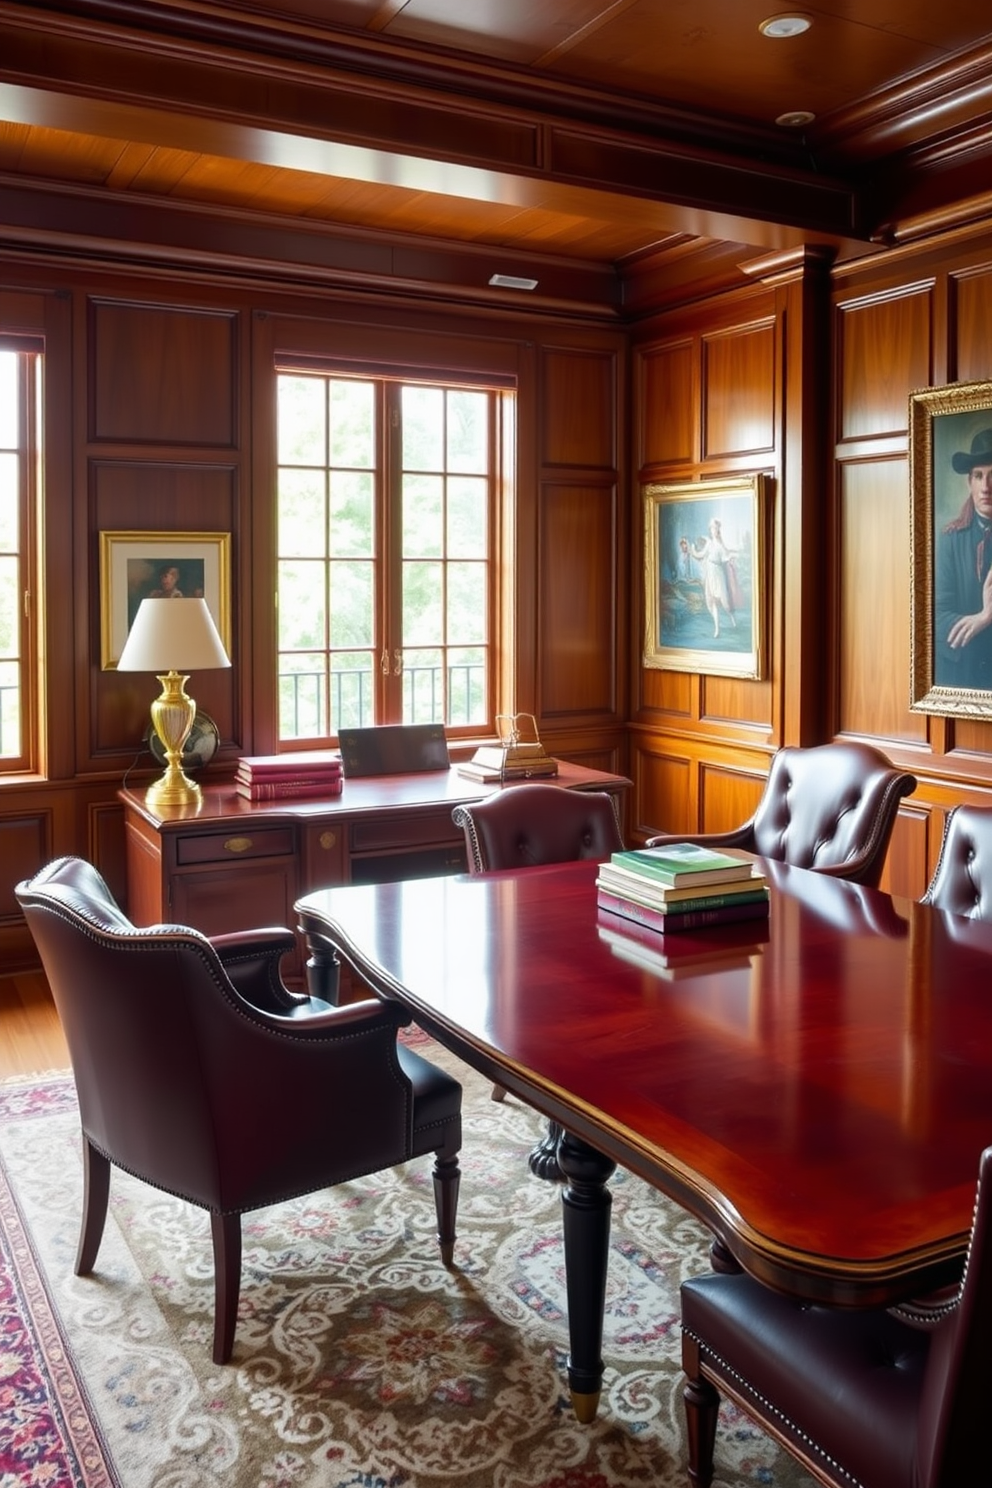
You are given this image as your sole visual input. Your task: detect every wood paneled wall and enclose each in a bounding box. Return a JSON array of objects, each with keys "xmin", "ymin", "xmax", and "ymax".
[
  {"xmin": 627, "ymin": 258, "xmax": 827, "ymax": 849},
  {"xmin": 628, "ymin": 231, "xmax": 992, "ymax": 899},
  {"xmin": 0, "ymin": 264, "xmax": 627, "ymax": 967}
]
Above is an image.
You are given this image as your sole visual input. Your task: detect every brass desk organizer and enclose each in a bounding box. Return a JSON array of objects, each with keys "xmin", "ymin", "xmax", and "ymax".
[{"xmin": 458, "ymin": 712, "xmax": 559, "ymax": 782}]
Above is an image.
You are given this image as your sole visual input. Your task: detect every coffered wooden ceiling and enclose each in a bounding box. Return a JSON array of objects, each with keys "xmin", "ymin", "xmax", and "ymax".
[{"xmin": 1, "ymin": 0, "xmax": 992, "ymax": 313}]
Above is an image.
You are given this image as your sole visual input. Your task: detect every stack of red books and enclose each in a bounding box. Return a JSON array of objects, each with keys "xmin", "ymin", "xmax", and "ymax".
[{"xmin": 235, "ymin": 751, "xmax": 343, "ymax": 801}]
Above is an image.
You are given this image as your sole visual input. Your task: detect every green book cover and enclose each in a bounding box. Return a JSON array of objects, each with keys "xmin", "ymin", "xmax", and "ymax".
[{"xmin": 610, "ymin": 843, "xmax": 754, "ymax": 884}]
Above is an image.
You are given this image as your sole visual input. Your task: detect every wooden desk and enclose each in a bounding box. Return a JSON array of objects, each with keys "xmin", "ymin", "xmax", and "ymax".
[
  {"xmin": 120, "ymin": 763, "xmax": 628, "ymax": 980},
  {"xmin": 295, "ymin": 857, "xmax": 992, "ymax": 1420}
]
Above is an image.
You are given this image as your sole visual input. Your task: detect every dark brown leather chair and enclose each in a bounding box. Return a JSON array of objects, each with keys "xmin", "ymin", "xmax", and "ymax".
[
  {"xmin": 453, "ymin": 782, "xmax": 623, "ymax": 874},
  {"xmin": 922, "ymin": 803, "xmax": 992, "ymax": 918},
  {"xmin": 15, "ymin": 855, "xmax": 462, "ymax": 1365},
  {"xmin": 452, "ymin": 783, "xmax": 623, "ymax": 1175},
  {"xmin": 647, "ymin": 741, "xmax": 916, "ymax": 889},
  {"xmin": 680, "ymin": 1143, "xmax": 992, "ymax": 1488}
]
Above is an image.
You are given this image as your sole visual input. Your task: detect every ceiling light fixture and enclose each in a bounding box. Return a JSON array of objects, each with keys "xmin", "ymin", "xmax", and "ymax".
[
  {"xmin": 488, "ymin": 273, "xmax": 539, "ymax": 291},
  {"xmin": 759, "ymin": 15, "xmax": 812, "ymax": 38},
  {"xmin": 776, "ymin": 110, "xmax": 815, "ymax": 128}
]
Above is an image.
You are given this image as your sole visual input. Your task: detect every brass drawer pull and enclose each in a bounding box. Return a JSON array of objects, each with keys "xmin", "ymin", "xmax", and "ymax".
[
  {"xmin": 224, "ymin": 836, "xmax": 253, "ymax": 854},
  {"xmin": 319, "ymin": 831, "xmax": 337, "ymax": 850}
]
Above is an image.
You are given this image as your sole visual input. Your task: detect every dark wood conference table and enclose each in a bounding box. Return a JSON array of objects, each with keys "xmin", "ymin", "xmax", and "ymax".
[{"xmin": 295, "ymin": 856, "xmax": 992, "ymax": 1421}]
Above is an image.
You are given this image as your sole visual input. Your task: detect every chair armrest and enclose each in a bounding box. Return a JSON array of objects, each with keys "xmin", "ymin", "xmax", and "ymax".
[
  {"xmin": 210, "ymin": 927, "xmax": 307, "ymax": 1013},
  {"xmin": 233, "ymin": 992, "xmax": 413, "ymax": 1036},
  {"xmin": 645, "ymin": 825, "xmax": 755, "ymax": 851}
]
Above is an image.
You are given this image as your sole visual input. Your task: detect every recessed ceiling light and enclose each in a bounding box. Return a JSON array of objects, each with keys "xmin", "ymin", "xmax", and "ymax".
[
  {"xmin": 488, "ymin": 273, "xmax": 539, "ymax": 291},
  {"xmin": 759, "ymin": 15, "xmax": 812, "ymax": 38},
  {"xmin": 776, "ymin": 110, "xmax": 815, "ymax": 127}
]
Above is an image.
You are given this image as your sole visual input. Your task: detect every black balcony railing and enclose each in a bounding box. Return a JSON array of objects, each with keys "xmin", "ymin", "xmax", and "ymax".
[{"xmin": 279, "ymin": 662, "xmax": 485, "ymax": 738}]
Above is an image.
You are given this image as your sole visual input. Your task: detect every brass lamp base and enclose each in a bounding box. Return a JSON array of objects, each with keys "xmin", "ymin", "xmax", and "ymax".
[{"xmin": 145, "ymin": 671, "xmax": 202, "ymax": 809}]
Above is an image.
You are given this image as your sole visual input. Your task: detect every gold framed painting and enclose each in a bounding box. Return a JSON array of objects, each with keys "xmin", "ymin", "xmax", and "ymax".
[
  {"xmin": 100, "ymin": 530, "xmax": 232, "ymax": 670},
  {"xmin": 910, "ymin": 380, "xmax": 992, "ymax": 718},
  {"xmin": 643, "ymin": 474, "xmax": 769, "ymax": 678}
]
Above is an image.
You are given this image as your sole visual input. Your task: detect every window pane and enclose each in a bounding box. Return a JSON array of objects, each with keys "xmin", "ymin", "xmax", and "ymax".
[
  {"xmin": 278, "ymin": 375, "xmax": 325, "ymax": 465},
  {"xmin": 329, "ymin": 379, "xmax": 374, "ymax": 468},
  {"xmin": 402, "ymin": 646, "xmax": 443, "ymax": 723},
  {"xmin": 403, "ymin": 560, "xmax": 443, "ymax": 644},
  {"xmin": 447, "ymin": 562, "xmax": 487, "ymax": 644},
  {"xmin": 0, "ymin": 657, "xmax": 19, "ymax": 758},
  {"xmin": 278, "ymin": 561, "xmax": 326, "ymax": 649},
  {"xmin": 278, "ymin": 470, "xmax": 326, "ymax": 556},
  {"xmin": 447, "ymin": 646, "xmax": 487, "ymax": 726},
  {"xmin": 0, "ymin": 556, "xmax": 17, "ymax": 659},
  {"xmin": 331, "ymin": 654, "xmax": 374, "ymax": 730},
  {"xmin": 329, "ymin": 560, "xmax": 373, "ymax": 647},
  {"xmin": 0, "ymin": 354, "xmax": 16, "ymax": 448},
  {"xmin": 402, "ymin": 474, "xmax": 443, "ymax": 557},
  {"xmin": 447, "ymin": 390, "xmax": 487, "ymax": 473},
  {"xmin": 330, "ymin": 471, "xmax": 374, "ymax": 558},
  {"xmin": 402, "ymin": 385, "xmax": 443, "ymax": 471},
  {"xmin": 279, "ymin": 653, "xmax": 325, "ymax": 740},
  {"xmin": 447, "ymin": 476, "xmax": 487, "ymax": 558}
]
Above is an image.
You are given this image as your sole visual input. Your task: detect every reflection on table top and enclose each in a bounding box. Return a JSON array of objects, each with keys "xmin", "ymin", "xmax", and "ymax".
[{"xmin": 297, "ymin": 857, "xmax": 992, "ymax": 1305}]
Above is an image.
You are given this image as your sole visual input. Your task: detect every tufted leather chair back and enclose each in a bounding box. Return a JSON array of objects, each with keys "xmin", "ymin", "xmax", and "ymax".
[
  {"xmin": 453, "ymin": 784, "xmax": 622, "ymax": 873},
  {"xmin": 648, "ymin": 742, "xmax": 916, "ymax": 889},
  {"xmin": 747, "ymin": 742, "xmax": 917, "ymax": 883},
  {"xmin": 921, "ymin": 804, "xmax": 992, "ymax": 919},
  {"xmin": 916, "ymin": 1145, "xmax": 992, "ymax": 1487}
]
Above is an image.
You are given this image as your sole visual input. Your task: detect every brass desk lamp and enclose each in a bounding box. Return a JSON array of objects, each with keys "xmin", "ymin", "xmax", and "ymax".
[{"xmin": 117, "ymin": 597, "xmax": 230, "ymax": 808}]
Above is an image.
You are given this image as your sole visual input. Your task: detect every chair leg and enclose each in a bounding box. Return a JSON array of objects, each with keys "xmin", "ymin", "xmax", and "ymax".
[
  {"xmin": 432, "ymin": 1153, "xmax": 461, "ymax": 1266},
  {"xmin": 74, "ymin": 1137, "xmax": 111, "ymax": 1275},
  {"xmin": 210, "ymin": 1212, "xmax": 242, "ymax": 1365},
  {"xmin": 682, "ymin": 1338, "xmax": 720, "ymax": 1488}
]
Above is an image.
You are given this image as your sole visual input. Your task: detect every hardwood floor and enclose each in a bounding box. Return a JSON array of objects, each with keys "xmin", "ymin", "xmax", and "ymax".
[{"xmin": 0, "ymin": 970, "xmax": 70, "ymax": 1077}]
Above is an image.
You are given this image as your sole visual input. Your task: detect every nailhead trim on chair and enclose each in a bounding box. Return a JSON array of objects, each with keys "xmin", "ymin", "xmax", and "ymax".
[{"xmin": 681, "ymin": 1326, "xmax": 864, "ymax": 1488}]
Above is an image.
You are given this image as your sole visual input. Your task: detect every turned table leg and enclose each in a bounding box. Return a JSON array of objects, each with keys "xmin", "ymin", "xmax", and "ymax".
[{"xmin": 556, "ymin": 1127, "xmax": 616, "ymax": 1423}]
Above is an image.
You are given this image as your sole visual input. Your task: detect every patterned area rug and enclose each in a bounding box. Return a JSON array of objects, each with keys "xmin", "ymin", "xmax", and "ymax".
[{"xmin": 0, "ymin": 1036, "xmax": 817, "ymax": 1488}]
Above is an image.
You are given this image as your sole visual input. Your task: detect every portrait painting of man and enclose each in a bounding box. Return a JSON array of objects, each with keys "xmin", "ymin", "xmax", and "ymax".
[
  {"xmin": 126, "ymin": 557, "xmax": 206, "ymax": 631},
  {"xmin": 932, "ymin": 418, "xmax": 992, "ymax": 692}
]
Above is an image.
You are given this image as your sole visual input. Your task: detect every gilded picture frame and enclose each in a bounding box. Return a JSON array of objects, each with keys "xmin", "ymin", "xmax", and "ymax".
[
  {"xmin": 100, "ymin": 530, "xmax": 232, "ymax": 670},
  {"xmin": 643, "ymin": 474, "xmax": 768, "ymax": 678},
  {"xmin": 910, "ymin": 381, "xmax": 992, "ymax": 718}
]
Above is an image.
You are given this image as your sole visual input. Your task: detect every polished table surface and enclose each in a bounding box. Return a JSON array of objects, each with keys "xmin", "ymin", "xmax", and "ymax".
[{"xmin": 296, "ymin": 857, "xmax": 992, "ymax": 1412}]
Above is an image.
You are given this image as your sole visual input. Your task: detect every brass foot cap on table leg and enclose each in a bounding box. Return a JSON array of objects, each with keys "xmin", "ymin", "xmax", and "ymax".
[{"xmin": 570, "ymin": 1389, "xmax": 600, "ymax": 1424}]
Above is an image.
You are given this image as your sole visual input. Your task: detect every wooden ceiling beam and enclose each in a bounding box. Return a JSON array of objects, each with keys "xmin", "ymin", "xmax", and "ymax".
[{"xmin": 0, "ymin": 1, "xmax": 863, "ymax": 251}]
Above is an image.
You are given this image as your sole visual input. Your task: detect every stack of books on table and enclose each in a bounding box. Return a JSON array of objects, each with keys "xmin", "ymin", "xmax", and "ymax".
[
  {"xmin": 596, "ymin": 842, "xmax": 769, "ymax": 934},
  {"xmin": 235, "ymin": 751, "xmax": 343, "ymax": 802}
]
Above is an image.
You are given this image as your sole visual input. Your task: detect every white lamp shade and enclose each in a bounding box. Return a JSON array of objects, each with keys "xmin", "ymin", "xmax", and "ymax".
[{"xmin": 117, "ymin": 597, "xmax": 231, "ymax": 672}]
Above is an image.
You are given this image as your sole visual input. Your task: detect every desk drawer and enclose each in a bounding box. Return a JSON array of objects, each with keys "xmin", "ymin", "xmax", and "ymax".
[
  {"xmin": 350, "ymin": 809, "xmax": 459, "ymax": 852},
  {"xmin": 176, "ymin": 826, "xmax": 295, "ymax": 865}
]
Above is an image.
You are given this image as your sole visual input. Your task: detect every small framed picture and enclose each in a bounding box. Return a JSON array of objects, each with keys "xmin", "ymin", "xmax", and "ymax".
[
  {"xmin": 643, "ymin": 474, "xmax": 769, "ymax": 679},
  {"xmin": 100, "ymin": 530, "xmax": 231, "ymax": 669},
  {"xmin": 910, "ymin": 381, "xmax": 992, "ymax": 717}
]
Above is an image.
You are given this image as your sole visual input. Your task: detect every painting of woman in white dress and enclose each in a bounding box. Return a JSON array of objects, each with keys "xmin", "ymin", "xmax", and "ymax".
[{"xmin": 643, "ymin": 476, "xmax": 767, "ymax": 679}]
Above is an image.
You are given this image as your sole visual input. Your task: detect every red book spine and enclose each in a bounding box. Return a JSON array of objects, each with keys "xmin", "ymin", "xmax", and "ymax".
[
  {"xmin": 596, "ymin": 888, "xmax": 769, "ymax": 935},
  {"xmin": 236, "ymin": 778, "xmax": 344, "ymax": 801}
]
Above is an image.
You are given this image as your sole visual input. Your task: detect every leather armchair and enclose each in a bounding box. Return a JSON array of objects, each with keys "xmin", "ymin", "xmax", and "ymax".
[
  {"xmin": 647, "ymin": 741, "xmax": 916, "ymax": 889},
  {"xmin": 15, "ymin": 855, "xmax": 462, "ymax": 1365},
  {"xmin": 452, "ymin": 784, "xmax": 623, "ymax": 1175},
  {"xmin": 922, "ymin": 803, "xmax": 992, "ymax": 918},
  {"xmin": 680, "ymin": 1144, "xmax": 992, "ymax": 1488},
  {"xmin": 453, "ymin": 783, "xmax": 623, "ymax": 873}
]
